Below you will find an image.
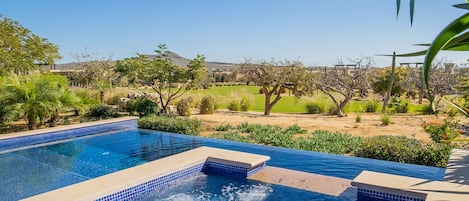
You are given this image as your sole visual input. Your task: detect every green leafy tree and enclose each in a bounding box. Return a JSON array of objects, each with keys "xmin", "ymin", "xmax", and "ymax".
[
  {"xmin": 115, "ymin": 44, "xmax": 207, "ymax": 113},
  {"xmin": 0, "ymin": 15, "xmax": 61, "ymax": 76},
  {"xmin": 239, "ymin": 59, "xmax": 306, "ymax": 115}
]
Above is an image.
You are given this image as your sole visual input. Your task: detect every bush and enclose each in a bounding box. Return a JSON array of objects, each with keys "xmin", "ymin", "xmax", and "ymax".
[
  {"xmin": 299, "ymin": 130, "xmax": 363, "ymax": 154},
  {"xmin": 240, "ymin": 96, "xmax": 251, "ymax": 111},
  {"xmin": 305, "ymin": 102, "xmax": 325, "ymax": 114},
  {"xmin": 87, "ymin": 105, "xmax": 118, "ymax": 120},
  {"xmin": 389, "ymin": 97, "xmax": 409, "ymax": 113},
  {"xmin": 424, "ymin": 122, "xmax": 459, "ymax": 142},
  {"xmin": 127, "ymin": 98, "xmax": 160, "ymax": 117},
  {"xmin": 284, "ymin": 124, "xmax": 307, "ymax": 134},
  {"xmin": 356, "ymin": 136, "xmax": 451, "ymax": 167},
  {"xmin": 381, "ymin": 114, "xmax": 391, "ymax": 126},
  {"xmin": 105, "ymin": 95, "xmax": 120, "ymax": 105},
  {"xmin": 355, "ymin": 114, "xmax": 362, "ymax": 123},
  {"xmin": 138, "ymin": 115, "xmax": 201, "ymax": 135},
  {"xmin": 422, "ymin": 104, "xmax": 435, "ymax": 115},
  {"xmin": 215, "ymin": 123, "xmax": 234, "ymax": 131},
  {"xmin": 200, "ymin": 96, "xmax": 215, "ymax": 114},
  {"xmin": 210, "ymin": 130, "xmax": 250, "ymax": 143},
  {"xmin": 228, "ymin": 100, "xmax": 241, "ymax": 111},
  {"xmin": 177, "ymin": 99, "xmax": 191, "ymax": 116},
  {"xmin": 364, "ymin": 100, "xmax": 379, "ymax": 113}
]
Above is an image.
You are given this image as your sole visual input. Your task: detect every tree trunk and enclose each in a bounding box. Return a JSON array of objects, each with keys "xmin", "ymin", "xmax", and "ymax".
[
  {"xmin": 382, "ymin": 52, "xmax": 396, "ymax": 113},
  {"xmin": 27, "ymin": 119, "xmax": 37, "ymax": 130},
  {"xmin": 50, "ymin": 110, "xmax": 59, "ymax": 127},
  {"xmin": 264, "ymin": 93, "xmax": 272, "ymax": 115},
  {"xmin": 100, "ymin": 91, "xmax": 105, "ymax": 105}
]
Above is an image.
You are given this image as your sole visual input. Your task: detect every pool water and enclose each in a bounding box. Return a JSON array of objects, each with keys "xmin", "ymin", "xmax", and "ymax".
[
  {"xmin": 0, "ymin": 129, "xmax": 445, "ymax": 200},
  {"xmin": 138, "ymin": 173, "xmax": 349, "ymax": 201}
]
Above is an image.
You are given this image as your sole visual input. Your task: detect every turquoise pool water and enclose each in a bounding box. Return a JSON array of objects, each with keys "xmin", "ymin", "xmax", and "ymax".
[
  {"xmin": 0, "ymin": 129, "xmax": 444, "ymax": 200},
  {"xmin": 138, "ymin": 173, "xmax": 349, "ymax": 201}
]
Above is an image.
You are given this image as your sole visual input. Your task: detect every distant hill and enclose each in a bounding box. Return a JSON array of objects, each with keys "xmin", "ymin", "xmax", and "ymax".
[{"xmin": 42, "ymin": 51, "xmax": 237, "ymax": 72}]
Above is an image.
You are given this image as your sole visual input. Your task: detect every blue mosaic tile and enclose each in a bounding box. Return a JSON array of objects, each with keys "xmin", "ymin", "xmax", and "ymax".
[
  {"xmin": 357, "ymin": 188, "xmax": 425, "ymax": 201},
  {"xmin": 94, "ymin": 163, "xmax": 204, "ymax": 201},
  {"xmin": 0, "ymin": 119, "xmax": 137, "ymax": 152},
  {"xmin": 94, "ymin": 160, "xmax": 267, "ymax": 201}
]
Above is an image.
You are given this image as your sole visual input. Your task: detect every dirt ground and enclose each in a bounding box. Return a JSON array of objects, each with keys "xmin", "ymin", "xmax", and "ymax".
[{"xmin": 191, "ymin": 110, "xmax": 454, "ymax": 142}]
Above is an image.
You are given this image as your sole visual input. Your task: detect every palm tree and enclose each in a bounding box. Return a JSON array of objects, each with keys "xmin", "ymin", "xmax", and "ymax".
[{"xmin": 3, "ymin": 73, "xmax": 79, "ymax": 129}]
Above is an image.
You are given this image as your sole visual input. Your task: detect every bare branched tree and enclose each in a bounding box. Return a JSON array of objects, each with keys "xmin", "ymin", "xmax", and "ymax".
[
  {"xmin": 239, "ymin": 59, "xmax": 306, "ymax": 115},
  {"xmin": 315, "ymin": 57, "xmax": 372, "ymax": 117}
]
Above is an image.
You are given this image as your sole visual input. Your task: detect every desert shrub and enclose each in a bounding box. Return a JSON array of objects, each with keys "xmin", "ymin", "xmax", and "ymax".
[
  {"xmin": 381, "ymin": 114, "xmax": 391, "ymax": 126},
  {"xmin": 305, "ymin": 102, "xmax": 325, "ymax": 114},
  {"xmin": 424, "ymin": 122, "xmax": 459, "ymax": 142},
  {"xmin": 299, "ymin": 130, "xmax": 363, "ymax": 154},
  {"xmin": 416, "ymin": 143, "xmax": 453, "ymax": 167},
  {"xmin": 228, "ymin": 100, "xmax": 241, "ymax": 111},
  {"xmin": 87, "ymin": 105, "xmax": 118, "ymax": 120},
  {"xmin": 355, "ymin": 114, "xmax": 362, "ymax": 123},
  {"xmin": 422, "ymin": 104, "xmax": 435, "ymax": 115},
  {"xmin": 389, "ymin": 97, "xmax": 409, "ymax": 113},
  {"xmin": 177, "ymin": 99, "xmax": 191, "ymax": 116},
  {"xmin": 284, "ymin": 124, "xmax": 307, "ymax": 134},
  {"xmin": 215, "ymin": 123, "xmax": 234, "ymax": 131},
  {"xmin": 105, "ymin": 95, "xmax": 120, "ymax": 105},
  {"xmin": 200, "ymin": 96, "xmax": 215, "ymax": 114},
  {"xmin": 240, "ymin": 96, "xmax": 251, "ymax": 111},
  {"xmin": 364, "ymin": 100, "xmax": 379, "ymax": 113},
  {"xmin": 138, "ymin": 115, "xmax": 201, "ymax": 135},
  {"xmin": 210, "ymin": 130, "xmax": 250, "ymax": 143},
  {"xmin": 127, "ymin": 98, "xmax": 159, "ymax": 117},
  {"xmin": 356, "ymin": 136, "xmax": 451, "ymax": 167}
]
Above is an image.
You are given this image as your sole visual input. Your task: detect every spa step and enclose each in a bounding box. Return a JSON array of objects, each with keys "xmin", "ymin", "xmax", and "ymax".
[{"xmin": 248, "ymin": 166, "xmax": 356, "ymax": 199}]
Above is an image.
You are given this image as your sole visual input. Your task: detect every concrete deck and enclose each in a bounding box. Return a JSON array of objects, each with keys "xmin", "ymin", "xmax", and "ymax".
[
  {"xmin": 248, "ymin": 166, "xmax": 356, "ymax": 199},
  {"xmin": 22, "ymin": 146, "xmax": 270, "ymax": 201},
  {"xmin": 445, "ymin": 149, "xmax": 469, "ymax": 185},
  {"xmin": 352, "ymin": 170, "xmax": 469, "ymax": 201},
  {"xmin": 0, "ymin": 116, "xmax": 138, "ymax": 141}
]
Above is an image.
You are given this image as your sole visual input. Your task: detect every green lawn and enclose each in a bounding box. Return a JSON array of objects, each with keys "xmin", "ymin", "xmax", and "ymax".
[{"xmin": 185, "ymin": 86, "xmax": 429, "ymax": 114}]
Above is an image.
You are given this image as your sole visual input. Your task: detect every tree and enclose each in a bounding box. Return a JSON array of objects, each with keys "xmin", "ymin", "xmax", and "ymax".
[
  {"xmin": 71, "ymin": 53, "xmax": 117, "ymax": 105},
  {"xmin": 0, "ymin": 15, "xmax": 61, "ymax": 76},
  {"xmin": 315, "ymin": 58, "xmax": 371, "ymax": 117},
  {"xmin": 115, "ymin": 44, "xmax": 207, "ymax": 113},
  {"xmin": 2, "ymin": 73, "xmax": 78, "ymax": 129},
  {"xmin": 240, "ymin": 59, "xmax": 306, "ymax": 115}
]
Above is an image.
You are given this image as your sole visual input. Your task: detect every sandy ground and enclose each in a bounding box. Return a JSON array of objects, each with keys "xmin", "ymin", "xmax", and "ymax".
[{"xmin": 191, "ymin": 110, "xmax": 450, "ymax": 142}]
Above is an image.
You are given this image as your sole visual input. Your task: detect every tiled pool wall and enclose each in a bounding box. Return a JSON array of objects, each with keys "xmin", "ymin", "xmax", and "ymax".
[
  {"xmin": 95, "ymin": 160, "xmax": 267, "ymax": 201},
  {"xmin": 356, "ymin": 188, "xmax": 425, "ymax": 201},
  {"xmin": 0, "ymin": 117, "xmax": 137, "ymax": 152}
]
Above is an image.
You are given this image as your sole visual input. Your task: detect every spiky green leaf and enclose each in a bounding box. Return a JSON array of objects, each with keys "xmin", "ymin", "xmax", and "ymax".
[
  {"xmin": 454, "ymin": 3, "xmax": 469, "ymax": 10},
  {"xmin": 410, "ymin": 0, "xmax": 415, "ymax": 25},
  {"xmin": 423, "ymin": 12, "xmax": 469, "ymax": 107}
]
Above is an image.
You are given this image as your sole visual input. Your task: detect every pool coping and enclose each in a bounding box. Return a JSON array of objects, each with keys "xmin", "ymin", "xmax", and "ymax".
[
  {"xmin": 22, "ymin": 146, "xmax": 270, "ymax": 201},
  {"xmin": 0, "ymin": 116, "xmax": 138, "ymax": 141},
  {"xmin": 352, "ymin": 170, "xmax": 469, "ymax": 201}
]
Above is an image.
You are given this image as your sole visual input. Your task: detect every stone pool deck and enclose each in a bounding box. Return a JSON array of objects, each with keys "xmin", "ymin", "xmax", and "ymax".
[
  {"xmin": 445, "ymin": 149, "xmax": 469, "ymax": 185},
  {"xmin": 248, "ymin": 166, "xmax": 356, "ymax": 199}
]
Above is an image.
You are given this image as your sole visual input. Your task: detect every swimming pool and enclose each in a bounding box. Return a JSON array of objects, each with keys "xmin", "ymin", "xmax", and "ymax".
[{"xmin": 0, "ymin": 128, "xmax": 444, "ymax": 200}]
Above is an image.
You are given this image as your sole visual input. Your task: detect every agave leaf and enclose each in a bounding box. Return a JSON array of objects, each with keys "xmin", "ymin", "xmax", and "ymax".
[
  {"xmin": 396, "ymin": 0, "xmax": 401, "ymax": 18},
  {"xmin": 423, "ymin": 12, "xmax": 469, "ymax": 107},
  {"xmin": 378, "ymin": 50, "xmax": 427, "ymax": 57},
  {"xmin": 414, "ymin": 43, "xmax": 431, "ymax": 46},
  {"xmin": 454, "ymin": 3, "xmax": 469, "ymax": 10},
  {"xmin": 410, "ymin": 0, "xmax": 415, "ymax": 25},
  {"xmin": 441, "ymin": 98, "xmax": 469, "ymax": 117}
]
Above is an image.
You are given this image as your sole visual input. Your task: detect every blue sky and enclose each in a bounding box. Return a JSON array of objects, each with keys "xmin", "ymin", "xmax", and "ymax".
[{"xmin": 2, "ymin": 0, "xmax": 467, "ymax": 66}]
